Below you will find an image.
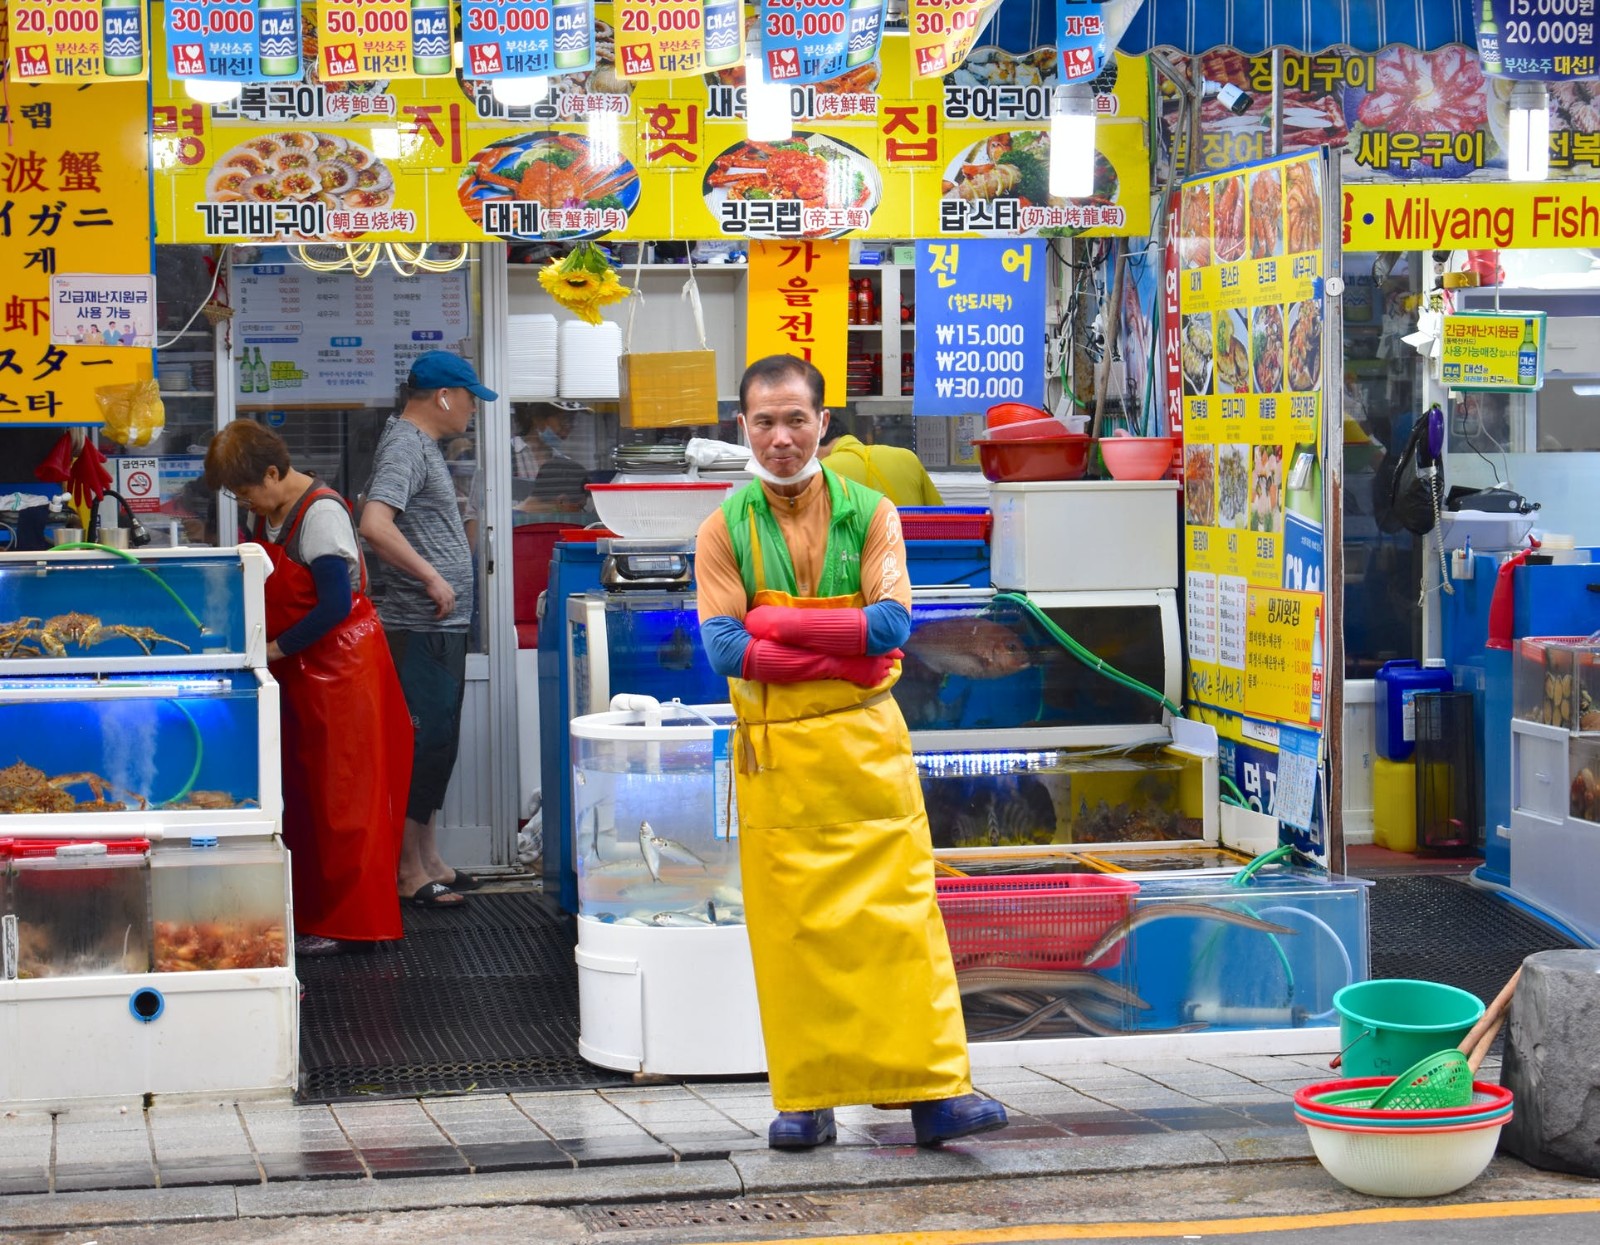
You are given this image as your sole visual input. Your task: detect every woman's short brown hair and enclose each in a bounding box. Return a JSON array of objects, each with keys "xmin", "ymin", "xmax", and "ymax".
[{"xmin": 204, "ymin": 419, "xmax": 292, "ymax": 492}]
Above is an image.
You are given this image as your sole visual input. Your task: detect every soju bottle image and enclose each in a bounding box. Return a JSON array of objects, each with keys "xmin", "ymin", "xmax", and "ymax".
[
  {"xmin": 847, "ymin": 0, "xmax": 886, "ymax": 70},
  {"xmin": 553, "ymin": 0, "xmax": 595, "ymax": 72},
  {"xmin": 1478, "ymin": 0, "xmax": 1503, "ymax": 76},
  {"xmin": 703, "ymin": 0, "xmax": 743, "ymax": 71},
  {"xmin": 410, "ymin": 0, "xmax": 453, "ymax": 76},
  {"xmin": 1517, "ymin": 318, "xmax": 1538, "ymax": 387},
  {"xmin": 259, "ymin": 0, "xmax": 301, "ymax": 79},
  {"xmin": 254, "ymin": 348, "xmax": 272, "ymax": 394},
  {"xmin": 101, "ymin": 0, "xmax": 145, "ymax": 78}
]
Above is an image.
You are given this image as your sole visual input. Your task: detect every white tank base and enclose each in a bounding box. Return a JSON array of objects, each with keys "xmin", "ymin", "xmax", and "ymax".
[{"xmin": 576, "ymin": 916, "xmax": 768, "ymax": 1076}]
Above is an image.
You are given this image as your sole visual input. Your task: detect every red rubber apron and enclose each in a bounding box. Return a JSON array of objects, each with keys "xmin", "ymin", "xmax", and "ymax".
[{"xmin": 258, "ymin": 486, "xmax": 412, "ymax": 941}]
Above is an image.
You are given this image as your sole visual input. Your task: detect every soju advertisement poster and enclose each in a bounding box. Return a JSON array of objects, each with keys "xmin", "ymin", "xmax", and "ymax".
[
  {"xmin": 7, "ymin": 0, "xmax": 151, "ymax": 83},
  {"xmin": 1176, "ymin": 149, "xmax": 1327, "ymax": 731},
  {"xmin": 165, "ymin": 0, "xmax": 303, "ymax": 84},
  {"xmin": 151, "ymin": 6, "xmax": 1149, "ymax": 244}
]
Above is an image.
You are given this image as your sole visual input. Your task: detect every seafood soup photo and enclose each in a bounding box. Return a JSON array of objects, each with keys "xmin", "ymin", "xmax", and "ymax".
[
  {"xmin": 1251, "ymin": 304, "xmax": 1284, "ymax": 394},
  {"xmin": 1286, "ymin": 299, "xmax": 1323, "ymax": 392}
]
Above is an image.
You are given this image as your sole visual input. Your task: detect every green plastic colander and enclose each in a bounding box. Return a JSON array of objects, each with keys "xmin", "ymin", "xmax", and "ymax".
[{"xmin": 1366, "ymin": 1048, "xmax": 1475, "ymax": 1110}]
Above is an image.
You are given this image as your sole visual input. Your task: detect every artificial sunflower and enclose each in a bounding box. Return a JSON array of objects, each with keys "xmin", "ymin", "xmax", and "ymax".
[{"xmin": 539, "ymin": 242, "xmax": 631, "ymax": 326}]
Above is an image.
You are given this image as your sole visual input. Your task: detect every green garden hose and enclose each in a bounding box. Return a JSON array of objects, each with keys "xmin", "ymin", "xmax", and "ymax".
[{"xmin": 52, "ymin": 542, "xmax": 207, "ymax": 634}]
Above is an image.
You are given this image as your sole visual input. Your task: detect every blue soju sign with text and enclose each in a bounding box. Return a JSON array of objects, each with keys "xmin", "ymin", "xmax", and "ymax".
[
  {"xmin": 758, "ymin": 0, "xmax": 885, "ymax": 87},
  {"xmin": 165, "ymin": 0, "xmax": 302, "ymax": 83},
  {"xmin": 914, "ymin": 240, "xmax": 1046, "ymax": 416},
  {"xmin": 1478, "ymin": 0, "xmax": 1600, "ymax": 79},
  {"xmin": 1056, "ymin": 0, "xmax": 1107, "ymax": 83},
  {"xmin": 463, "ymin": 0, "xmax": 595, "ymax": 79}
]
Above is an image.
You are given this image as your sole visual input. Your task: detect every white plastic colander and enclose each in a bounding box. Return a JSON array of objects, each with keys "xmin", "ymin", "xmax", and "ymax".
[
  {"xmin": 1301, "ymin": 1115, "xmax": 1504, "ymax": 1198},
  {"xmin": 586, "ymin": 482, "xmax": 734, "ymax": 540}
]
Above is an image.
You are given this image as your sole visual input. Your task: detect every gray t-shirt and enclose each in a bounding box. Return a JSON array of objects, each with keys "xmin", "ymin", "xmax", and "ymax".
[
  {"xmin": 266, "ymin": 495, "xmax": 361, "ymax": 590},
  {"xmin": 364, "ymin": 415, "xmax": 473, "ymax": 631}
]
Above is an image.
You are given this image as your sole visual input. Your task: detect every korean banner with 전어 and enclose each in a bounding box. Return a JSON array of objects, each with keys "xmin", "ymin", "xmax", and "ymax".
[
  {"xmin": 913, "ymin": 240, "xmax": 1045, "ymax": 416},
  {"xmin": 746, "ymin": 239, "xmax": 847, "ymax": 406},
  {"xmin": 316, "ymin": 0, "xmax": 452, "ymax": 80},
  {"xmin": 165, "ymin": 0, "xmax": 302, "ymax": 83},
  {"xmin": 8, "ymin": 0, "xmax": 150, "ymax": 83}
]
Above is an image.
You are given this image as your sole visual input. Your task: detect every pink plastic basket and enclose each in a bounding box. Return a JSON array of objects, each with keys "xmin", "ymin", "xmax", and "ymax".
[{"xmin": 935, "ymin": 874, "xmax": 1140, "ymax": 970}]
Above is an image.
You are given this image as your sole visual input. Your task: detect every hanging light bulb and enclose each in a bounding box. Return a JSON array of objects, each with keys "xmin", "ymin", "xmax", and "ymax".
[
  {"xmin": 185, "ymin": 79, "xmax": 244, "ymax": 105},
  {"xmin": 1507, "ymin": 80, "xmax": 1550, "ymax": 183},
  {"xmin": 744, "ymin": 54, "xmax": 792, "ymax": 143},
  {"xmin": 491, "ymin": 76, "xmax": 551, "ymax": 107},
  {"xmin": 1048, "ymin": 84, "xmax": 1096, "ymax": 200}
]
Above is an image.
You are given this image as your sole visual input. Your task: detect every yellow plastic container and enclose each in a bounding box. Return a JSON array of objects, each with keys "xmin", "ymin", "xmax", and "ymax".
[{"xmin": 1373, "ymin": 757, "xmax": 1418, "ymax": 852}]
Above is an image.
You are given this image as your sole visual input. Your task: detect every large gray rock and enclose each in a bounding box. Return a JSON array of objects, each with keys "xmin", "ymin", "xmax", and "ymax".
[{"xmin": 1499, "ymin": 949, "xmax": 1600, "ymax": 1175}]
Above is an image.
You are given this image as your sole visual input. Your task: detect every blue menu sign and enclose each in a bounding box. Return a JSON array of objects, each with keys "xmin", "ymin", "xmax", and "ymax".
[
  {"xmin": 759, "ymin": 0, "xmax": 884, "ymax": 87},
  {"xmin": 463, "ymin": 0, "xmax": 596, "ymax": 79},
  {"xmin": 1479, "ymin": 0, "xmax": 1600, "ymax": 79},
  {"xmin": 1056, "ymin": 0, "xmax": 1107, "ymax": 83},
  {"xmin": 914, "ymin": 240, "xmax": 1046, "ymax": 416},
  {"xmin": 165, "ymin": 0, "xmax": 302, "ymax": 83}
]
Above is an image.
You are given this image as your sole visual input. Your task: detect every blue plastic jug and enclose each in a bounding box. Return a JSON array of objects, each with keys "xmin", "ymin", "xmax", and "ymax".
[{"xmin": 1375, "ymin": 659, "xmax": 1453, "ymax": 762}]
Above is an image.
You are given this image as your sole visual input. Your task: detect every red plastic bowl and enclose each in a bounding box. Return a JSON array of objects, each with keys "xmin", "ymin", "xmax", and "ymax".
[
  {"xmin": 1099, "ymin": 435, "xmax": 1176, "ymax": 481},
  {"xmin": 986, "ymin": 402, "xmax": 1053, "ymax": 429},
  {"xmin": 985, "ymin": 418, "xmax": 1076, "ymax": 442},
  {"xmin": 1294, "ymin": 1078, "xmax": 1515, "ymax": 1120},
  {"xmin": 972, "ymin": 434, "xmax": 1091, "ymax": 482}
]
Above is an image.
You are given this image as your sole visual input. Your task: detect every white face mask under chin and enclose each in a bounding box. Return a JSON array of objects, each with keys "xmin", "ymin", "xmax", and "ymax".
[{"xmin": 745, "ymin": 454, "xmax": 821, "ymax": 488}]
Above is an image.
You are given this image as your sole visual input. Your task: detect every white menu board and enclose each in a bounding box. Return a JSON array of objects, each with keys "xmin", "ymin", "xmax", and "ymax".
[{"xmin": 233, "ymin": 252, "xmax": 472, "ymax": 407}]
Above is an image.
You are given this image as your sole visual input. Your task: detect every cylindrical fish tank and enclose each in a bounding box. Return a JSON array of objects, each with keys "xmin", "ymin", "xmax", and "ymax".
[{"xmin": 569, "ymin": 702, "xmax": 745, "ymax": 925}]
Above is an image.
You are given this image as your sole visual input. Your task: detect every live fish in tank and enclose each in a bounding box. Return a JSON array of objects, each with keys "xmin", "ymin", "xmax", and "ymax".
[
  {"xmin": 904, "ymin": 617, "xmax": 1031, "ymax": 681},
  {"xmin": 638, "ymin": 820, "xmax": 708, "ymax": 883},
  {"xmin": 1082, "ymin": 902, "xmax": 1298, "ymax": 967},
  {"xmin": 924, "ymin": 772, "xmax": 1058, "ymax": 849},
  {"xmin": 656, "ymin": 621, "xmax": 698, "ymax": 672}
]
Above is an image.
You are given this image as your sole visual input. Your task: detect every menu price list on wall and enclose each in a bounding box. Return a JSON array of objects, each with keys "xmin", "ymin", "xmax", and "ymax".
[
  {"xmin": 233, "ymin": 249, "xmax": 471, "ymax": 406},
  {"xmin": 912, "ymin": 239, "xmax": 1045, "ymax": 416}
]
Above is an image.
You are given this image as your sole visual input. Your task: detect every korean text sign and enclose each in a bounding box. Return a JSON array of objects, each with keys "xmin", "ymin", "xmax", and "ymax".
[
  {"xmin": 0, "ymin": 80, "xmax": 153, "ymax": 424},
  {"xmin": 462, "ymin": 0, "xmax": 596, "ymax": 79},
  {"xmin": 9, "ymin": 0, "xmax": 150, "ymax": 83},
  {"xmin": 746, "ymin": 239, "xmax": 848, "ymax": 406},
  {"xmin": 316, "ymin": 0, "xmax": 452, "ymax": 80},
  {"xmin": 615, "ymin": 0, "xmax": 740, "ymax": 79},
  {"xmin": 758, "ymin": 0, "xmax": 883, "ymax": 88},
  {"xmin": 1055, "ymin": 0, "xmax": 1105, "ymax": 83},
  {"xmin": 166, "ymin": 0, "xmax": 302, "ymax": 82},
  {"xmin": 1440, "ymin": 312, "xmax": 1546, "ymax": 391},
  {"xmin": 1478, "ymin": 0, "xmax": 1600, "ymax": 80},
  {"xmin": 906, "ymin": 0, "xmax": 1000, "ymax": 79},
  {"xmin": 1176, "ymin": 150, "xmax": 1327, "ymax": 728},
  {"xmin": 913, "ymin": 240, "xmax": 1045, "ymax": 416}
]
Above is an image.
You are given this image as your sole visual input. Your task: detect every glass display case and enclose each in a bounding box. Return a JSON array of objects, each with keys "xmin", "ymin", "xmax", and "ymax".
[
  {"xmin": 150, "ymin": 839, "xmax": 289, "ymax": 972},
  {"xmin": 0, "ymin": 546, "xmax": 269, "ymax": 672},
  {"xmin": 5, "ymin": 840, "xmax": 152, "ymax": 979},
  {"xmin": 1514, "ymin": 636, "xmax": 1600, "ymax": 732}
]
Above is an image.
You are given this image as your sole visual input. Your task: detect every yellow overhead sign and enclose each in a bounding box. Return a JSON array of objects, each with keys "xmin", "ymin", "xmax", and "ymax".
[{"xmin": 1344, "ymin": 183, "xmax": 1600, "ymax": 251}]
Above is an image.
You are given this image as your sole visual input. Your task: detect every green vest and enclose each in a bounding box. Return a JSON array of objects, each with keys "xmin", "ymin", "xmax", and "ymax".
[{"xmin": 722, "ymin": 466, "xmax": 882, "ymax": 599}]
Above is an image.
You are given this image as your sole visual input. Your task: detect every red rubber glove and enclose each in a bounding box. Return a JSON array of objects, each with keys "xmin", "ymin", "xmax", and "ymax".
[
  {"xmin": 744, "ymin": 605, "xmax": 867, "ymax": 656},
  {"xmin": 743, "ymin": 639, "xmax": 899, "ymax": 687}
]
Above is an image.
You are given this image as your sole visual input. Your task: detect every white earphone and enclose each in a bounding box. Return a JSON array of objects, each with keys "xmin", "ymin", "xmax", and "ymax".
[{"xmin": 440, "ymin": 393, "xmax": 452, "ymax": 410}]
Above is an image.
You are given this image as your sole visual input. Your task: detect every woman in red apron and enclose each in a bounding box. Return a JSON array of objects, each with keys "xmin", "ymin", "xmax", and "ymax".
[{"xmin": 206, "ymin": 422, "xmax": 413, "ymax": 954}]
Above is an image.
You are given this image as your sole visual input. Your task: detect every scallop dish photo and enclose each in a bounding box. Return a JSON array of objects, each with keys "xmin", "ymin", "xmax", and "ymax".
[
  {"xmin": 1248, "ymin": 444, "xmax": 1285, "ymax": 534},
  {"xmin": 1184, "ymin": 444, "xmax": 1216, "ymax": 527},
  {"xmin": 1181, "ymin": 313, "xmax": 1212, "ymax": 396},
  {"xmin": 1212, "ymin": 173, "xmax": 1246, "ymax": 263},
  {"xmin": 1217, "ymin": 444, "xmax": 1249, "ymax": 529},
  {"xmin": 1286, "ymin": 299, "xmax": 1323, "ymax": 391},
  {"xmin": 1252, "ymin": 304, "xmax": 1284, "ymax": 394},
  {"xmin": 205, "ymin": 132, "xmax": 393, "ymax": 235},
  {"xmin": 1248, "ymin": 167, "xmax": 1282, "ymax": 258},
  {"xmin": 1180, "ymin": 182, "xmax": 1212, "ymax": 269},
  {"xmin": 1214, "ymin": 307, "xmax": 1250, "ymax": 394}
]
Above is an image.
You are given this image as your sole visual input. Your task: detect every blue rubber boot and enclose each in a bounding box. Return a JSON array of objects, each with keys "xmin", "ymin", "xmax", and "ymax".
[
  {"xmin": 910, "ymin": 1094, "xmax": 1009, "ymax": 1147},
  {"xmin": 767, "ymin": 1108, "xmax": 837, "ymax": 1149}
]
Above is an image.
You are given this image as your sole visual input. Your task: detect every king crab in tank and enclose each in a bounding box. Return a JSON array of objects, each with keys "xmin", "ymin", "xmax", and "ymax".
[{"xmin": 0, "ymin": 761, "xmax": 146, "ymax": 814}]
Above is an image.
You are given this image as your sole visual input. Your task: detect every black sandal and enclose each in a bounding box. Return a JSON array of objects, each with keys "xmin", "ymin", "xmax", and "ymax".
[
  {"xmin": 409, "ymin": 881, "xmax": 466, "ymax": 907},
  {"xmin": 443, "ymin": 871, "xmax": 482, "ymax": 891}
]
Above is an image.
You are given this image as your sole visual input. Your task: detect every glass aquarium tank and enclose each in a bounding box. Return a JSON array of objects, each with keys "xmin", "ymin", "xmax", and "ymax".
[
  {"xmin": 917, "ymin": 745, "xmax": 1206, "ymax": 849},
  {"xmin": 6, "ymin": 839, "xmax": 151, "ymax": 978},
  {"xmin": 570, "ymin": 702, "xmax": 744, "ymax": 924},
  {"xmin": 0, "ymin": 672, "xmax": 264, "ymax": 816},
  {"xmin": 150, "ymin": 839, "xmax": 288, "ymax": 972},
  {"xmin": 569, "ymin": 594, "xmax": 728, "ymax": 716},
  {"xmin": 0, "ymin": 548, "xmax": 260, "ymax": 665},
  {"xmin": 1514, "ymin": 636, "xmax": 1600, "ymax": 731}
]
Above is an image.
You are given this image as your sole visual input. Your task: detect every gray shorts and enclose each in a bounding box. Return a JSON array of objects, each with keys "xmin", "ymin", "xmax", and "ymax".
[{"xmin": 386, "ymin": 629, "xmax": 469, "ymax": 822}]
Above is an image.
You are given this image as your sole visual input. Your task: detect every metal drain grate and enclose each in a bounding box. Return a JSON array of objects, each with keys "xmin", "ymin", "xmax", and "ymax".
[
  {"xmin": 1369, "ymin": 874, "xmax": 1574, "ymax": 1004},
  {"xmin": 576, "ymin": 1197, "xmax": 832, "ymax": 1231},
  {"xmin": 297, "ymin": 891, "xmax": 635, "ymax": 1101}
]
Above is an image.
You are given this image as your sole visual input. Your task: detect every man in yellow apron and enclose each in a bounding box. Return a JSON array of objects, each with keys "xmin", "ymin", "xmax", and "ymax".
[
  {"xmin": 695, "ymin": 355, "xmax": 1008, "ymax": 1150},
  {"xmin": 819, "ymin": 421, "xmax": 944, "ymax": 505}
]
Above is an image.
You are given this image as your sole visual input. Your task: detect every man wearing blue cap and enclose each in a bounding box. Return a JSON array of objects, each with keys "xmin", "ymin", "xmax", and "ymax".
[{"xmin": 360, "ymin": 351, "xmax": 499, "ymax": 908}]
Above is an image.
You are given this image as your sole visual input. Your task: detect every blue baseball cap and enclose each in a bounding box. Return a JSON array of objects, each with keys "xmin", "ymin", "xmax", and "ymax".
[{"xmin": 408, "ymin": 351, "xmax": 498, "ymax": 401}]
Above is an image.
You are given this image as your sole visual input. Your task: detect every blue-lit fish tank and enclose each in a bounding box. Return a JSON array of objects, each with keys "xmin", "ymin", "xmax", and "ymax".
[
  {"xmin": 570, "ymin": 702, "xmax": 745, "ymax": 925},
  {"xmin": 0, "ymin": 547, "xmax": 270, "ymax": 672},
  {"xmin": 567, "ymin": 588, "xmax": 1182, "ymax": 741},
  {"xmin": 0, "ymin": 671, "xmax": 275, "ymax": 820}
]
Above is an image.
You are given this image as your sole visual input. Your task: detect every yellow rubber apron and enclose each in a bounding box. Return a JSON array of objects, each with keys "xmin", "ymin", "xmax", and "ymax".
[{"xmin": 728, "ymin": 503, "xmax": 970, "ymax": 1110}]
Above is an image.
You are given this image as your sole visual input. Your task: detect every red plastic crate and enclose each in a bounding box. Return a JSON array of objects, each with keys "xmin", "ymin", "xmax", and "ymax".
[
  {"xmin": 899, "ymin": 507, "xmax": 993, "ymax": 543},
  {"xmin": 935, "ymin": 874, "xmax": 1139, "ymax": 970}
]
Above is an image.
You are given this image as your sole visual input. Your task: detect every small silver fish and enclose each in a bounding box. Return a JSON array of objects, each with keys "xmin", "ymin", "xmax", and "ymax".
[
  {"xmin": 650, "ymin": 911, "xmax": 712, "ymax": 927},
  {"xmin": 638, "ymin": 821, "xmax": 662, "ymax": 882},
  {"xmin": 639, "ymin": 820, "xmax": 708, "ymax": 877},
  {"xmin": 1084, "ymin": 903, "xmax": 1298, "ymax": 967}
]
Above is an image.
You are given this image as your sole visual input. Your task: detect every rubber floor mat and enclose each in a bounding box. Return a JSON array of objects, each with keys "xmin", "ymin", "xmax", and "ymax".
[
  {"xmin": 1369, "ymin": 874, "xmax": 1575, "ymax": 1005},
  {"xmin": 297, "ymin": 891, "xmax": 634, "ymax": 1101}
]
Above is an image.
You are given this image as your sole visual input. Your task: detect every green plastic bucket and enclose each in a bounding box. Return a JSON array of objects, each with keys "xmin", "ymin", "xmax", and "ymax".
[{"xmin": 1332, "ymin": 979, "xmax": 1484, "ymax": 1078}]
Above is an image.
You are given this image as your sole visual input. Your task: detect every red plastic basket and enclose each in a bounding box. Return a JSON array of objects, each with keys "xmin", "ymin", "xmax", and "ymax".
[
  {"xmin": 935, "ymin": 874, "xmax": 1140, "ymax": 970},
  {"xmin": 899, "ymin": 507, "xmax": 993, "ymax": 543}
]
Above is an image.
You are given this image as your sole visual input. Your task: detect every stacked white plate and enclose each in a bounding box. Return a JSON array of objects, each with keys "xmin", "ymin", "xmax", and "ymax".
[
  {"xmin": 931, "ymin": 472, "xmax": 992, "ymax": 506},
  {"xmin": 558, "ymin": 320, "xmax": 622, "ymax": 400},
  {"xmin": 506, "ymin": 314, "xmax": 559, "ymax": 400}
]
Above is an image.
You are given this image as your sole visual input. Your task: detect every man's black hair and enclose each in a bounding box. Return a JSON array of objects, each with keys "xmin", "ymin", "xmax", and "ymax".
[{"xmin": 739, "ymin": 354, "xmax": 825, "ymax": 412}]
